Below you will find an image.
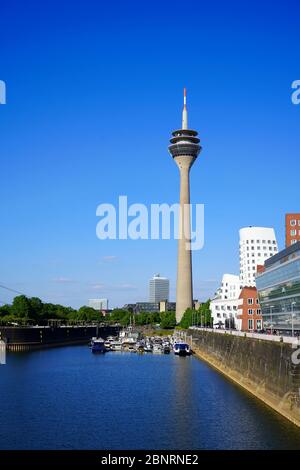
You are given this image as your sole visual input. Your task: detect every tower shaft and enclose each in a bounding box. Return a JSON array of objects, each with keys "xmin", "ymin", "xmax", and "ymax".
[{"xmin": 175, "ymin": 156, "xmax": 194, "ymax": 322}]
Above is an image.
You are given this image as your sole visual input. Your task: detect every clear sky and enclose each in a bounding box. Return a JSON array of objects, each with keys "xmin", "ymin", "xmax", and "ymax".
[{"xmin": 0, "ymin": 0, "xmax": 299, "ymax": 308}]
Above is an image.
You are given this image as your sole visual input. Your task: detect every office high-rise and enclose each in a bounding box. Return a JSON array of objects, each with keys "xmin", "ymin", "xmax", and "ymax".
[{"xmin": 149, "ymin": 274, "xmax": 169, "ymax": 303}]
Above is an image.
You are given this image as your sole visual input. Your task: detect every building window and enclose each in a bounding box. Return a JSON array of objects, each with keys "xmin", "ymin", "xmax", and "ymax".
[
  {"xmin": 248, "ymin": 319, "xmax": 254, "ymax": 330},
  {"xmin": 248, "ymin": 309, "xmax": 254, "ymax": 315},
  {"xmin": 256, "ymin": 309, "xmax": 261, "ymax": 315},
  {"xmin": 290, "ymin": 220, "xmax": 297, "ymax": 226},
  {"xmin": 256, "ymin": 320, "xmax": 262, "ymax": 330},
  {"xmin": 291, "ymin": 229, "xmax": 297, "ymax": 236}
]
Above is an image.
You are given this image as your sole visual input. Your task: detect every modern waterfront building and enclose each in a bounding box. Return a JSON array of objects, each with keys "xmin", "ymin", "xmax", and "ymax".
[
  {"xmin": 123, "ymin": 301, "xmax": 176, "ymax": 314},
  {"xmin": 237, "ymin": 286, "xmax": 263, "ymax": 332},
  {"xmin": 168, "ymin": 89, "xmax": 202, "ymax": 323},
  {"xmin": 88, "ymin": 298, "xmax": 108, "ymax": 311},
  {"xmin": 210, "ymin": 274, "xmax": 242, "ymax": 329},
  {"xmin": 256, "ymin": 241, "xmax": 300, "ymax": 334},
  {"xmin": 123, "ymin": 302, "xmax": 160, "ymax": 313},
  {"xmin": 239, "ymin": 227, "xmax": 278, "ymax": 287},
  {"xmin": 149, "ymin": 274, "xmax": 169, "ymax": 303},
  {"xmin": 285, "ymin": 213, "xmax": 300, "ymax": 247},
  {"xmin": 159, "ymin": 301, "xmax": 176, "ymax": 313}
]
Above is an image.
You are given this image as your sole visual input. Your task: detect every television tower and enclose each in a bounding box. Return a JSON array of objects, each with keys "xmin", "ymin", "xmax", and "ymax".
[{"xmin": 168, "ymin": 89, "xmax": 202, "ymax": 323}]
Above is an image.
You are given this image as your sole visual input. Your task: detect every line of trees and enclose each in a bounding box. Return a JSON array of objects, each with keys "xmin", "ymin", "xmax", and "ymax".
[
  {"xmin": 0, "ymin": 295, "xmax": 103, "ymax": 324},
  {"xmin": 103, "ymin": 309, "xmax": 176, "ymax": 328},
  {"xmin": 0, "ymin": 295, "xmax": 211, "ymax": 329},
  {"xmin": 179, "ymin": 300, "xmax": 212, "ymax": 329}
]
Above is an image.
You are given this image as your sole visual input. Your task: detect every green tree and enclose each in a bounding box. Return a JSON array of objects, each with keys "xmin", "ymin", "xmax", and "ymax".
[
  {"xmin": 0, "ymin": 304, "xmax": 12, "ymax": 318},
  {"xmin": 160, "ymin": 311, "xmax": 176, "ymax": 329},
  {"xmin": 76, "ymin": 306, "xmax": 101, "ymax": 322},
  {"xmin": 179, "ymin": 308, "xmax": 195, "ymax": 329},
  {"xmin": 110, "ymin": 309, "xmax": 130, "ymax": 323},
  {"xmin": 29, "ymin": 297, "xmax": 43, "ymax": 321},
  {"xmin": 200, "ymin": 300, "xmax": 211, "ymax": 327},
  {"xmin": 11, "ymin": 295, "xmax": 32, "ymax": 319}
]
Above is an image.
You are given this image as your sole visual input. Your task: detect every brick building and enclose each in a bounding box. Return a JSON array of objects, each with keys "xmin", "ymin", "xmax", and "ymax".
[
  {"xmin": 237, "ymin": 286, "xmax": 263, "ymax": 332},
  {"xmin": 286, "ymin": 213, "xmax": 300, "ymax": 247}
]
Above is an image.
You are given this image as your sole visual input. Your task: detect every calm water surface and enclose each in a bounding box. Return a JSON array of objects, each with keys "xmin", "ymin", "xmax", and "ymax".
[{"xmin": 1, "ymin": 345, "xmax": 300, "ymax": 450}]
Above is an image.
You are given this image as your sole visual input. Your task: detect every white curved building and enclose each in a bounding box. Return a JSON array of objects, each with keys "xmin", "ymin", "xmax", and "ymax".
[
  {"xmin": 210, "ymin": 274, "xmax": 242, "ymax": 328},
  {"xmin": 239, "ymin": 227, "xmax": 278, "ymax": 287}
]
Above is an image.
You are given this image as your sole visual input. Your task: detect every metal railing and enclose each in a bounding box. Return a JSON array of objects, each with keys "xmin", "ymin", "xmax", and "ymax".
[{"xmin": 189, "ymin": 326, "xmax": 300, "ymax": 345}]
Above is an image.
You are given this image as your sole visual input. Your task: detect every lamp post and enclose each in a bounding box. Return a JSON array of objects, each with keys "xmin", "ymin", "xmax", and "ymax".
[
  {"xmin": 270, "ymin": 305, "xmax": 275, "ymax": 335},
  {"xmin": 291, "ymin": 301, "xmax": 296, "ymax": 337}
]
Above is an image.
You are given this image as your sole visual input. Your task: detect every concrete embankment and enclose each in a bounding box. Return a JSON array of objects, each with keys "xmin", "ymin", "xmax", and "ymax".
[
  {"xmin": 188, "ymin": 329, "xmax": 300, "ymax": 427},
  {"xmin": 0, "ymin": 325, "xmax": 120, "ymax": 351}
]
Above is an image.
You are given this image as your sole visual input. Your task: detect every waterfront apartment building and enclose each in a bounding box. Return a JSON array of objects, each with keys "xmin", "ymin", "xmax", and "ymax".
[
  {"xmin": 237, "ymin": 287, "xmax": 263, "ymax": 332},
  {"xmin": 256, "ymin": 241, "xmax": 300, "ymax": 334},
  {"xmin": 285, "ymin": 213, "xmax": 300, "ymax": 247},
  {"xmin": 210, "ymin": 274, "xmax": 242, "ymax": 329},
  {"xmin": 239, "ymin": 227, "xmax": 278, "ymax": 287},
  {"xmin": 88, "ymin": 298, "xmax": 108, "ymax": 311},
  {"xmin": 149, "ymin": 274, "xmax": 169, "ymax": 303}
]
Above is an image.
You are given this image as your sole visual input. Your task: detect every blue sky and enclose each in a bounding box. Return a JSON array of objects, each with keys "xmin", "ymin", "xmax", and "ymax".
[{"xmin": 0, "ymin": 0, "xmax": 299, "ymax": 308}]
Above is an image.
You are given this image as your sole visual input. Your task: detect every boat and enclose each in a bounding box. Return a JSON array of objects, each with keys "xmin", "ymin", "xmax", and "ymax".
[
  {"xmin": 163, "ymin": 345, "xmax": 171, "ymax": 354},
  {"xmin": 153, "ymin": 343, "xmax": 163, "ymax": 354},
  {"xmin": 110, "ymin": 341, "xmax": 122, "ymax": 351},
  {"xmin": 91, "ymin": 338, "xmax": 106, "ymax": 353},
  {"xmin": 144, "ymin": 343, "xmax": 153, "ymax": 353},
  {"xmin": 173, "ymin": 341, "xmax": 191, "ymax": 356},
  {"xmin": 136, "ymin": 341, "xmax": 145, "ymax": 353}
]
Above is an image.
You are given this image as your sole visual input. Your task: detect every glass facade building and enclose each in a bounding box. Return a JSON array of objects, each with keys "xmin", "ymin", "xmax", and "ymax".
[{"xmin": 256, "ymin": 241, "xmax": 300, "ymax": 333}]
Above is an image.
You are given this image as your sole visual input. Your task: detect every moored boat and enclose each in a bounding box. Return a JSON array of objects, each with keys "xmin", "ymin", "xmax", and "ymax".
[
  {"xmin": 91, "ymin": 338, "xmax": 106, "ymax": 353},
  {"xmin": 110, "ymin": 341, "xmax": 122, "ymax": 351},
  {"xmin": 173, "ymin": 341, "xmax": 191, "ymax": 356},
  {"xmin": 153, "ymin": 343, "xmax": 163, "ymax": 354}
]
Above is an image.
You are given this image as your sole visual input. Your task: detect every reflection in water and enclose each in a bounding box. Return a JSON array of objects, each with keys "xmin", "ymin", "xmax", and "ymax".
[{"xmin": 0, "ymin": 346, "xmax": 300, "ymax": 449}]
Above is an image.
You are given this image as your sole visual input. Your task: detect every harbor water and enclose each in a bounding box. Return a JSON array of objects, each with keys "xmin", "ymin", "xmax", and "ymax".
[{"xmin": 1, "ymin": 345, "xmax": 300, "ymax": 450}]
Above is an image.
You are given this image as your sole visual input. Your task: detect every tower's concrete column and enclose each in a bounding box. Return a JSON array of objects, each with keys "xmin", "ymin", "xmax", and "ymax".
[
  {"xmin": 174, "ymin": 155, "xmax": 194, "ymax": 323},
  {"xmin": 168, "ymin": 89, "xmax": 202, "ymax": 324}
]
